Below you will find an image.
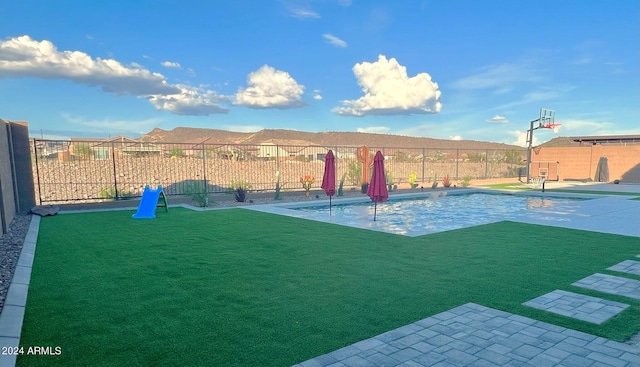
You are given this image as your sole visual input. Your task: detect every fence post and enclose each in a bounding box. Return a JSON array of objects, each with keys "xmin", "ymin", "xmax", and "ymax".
[
  {"xmin": 276, "ymin": 144, "xmax": 280, "ymax": 174},
  {"xmin": 112, "ymin": 141, "xmax": 119, "ymax": 200},
  {"xmin": 202, "ymin": 142, "xmax": 207, "ymax": 194},
  {"xmin": 456, "ymin": 148, "xmax": 459, "ymax": 179},
  {"xmin": 33, "ymin": 138, "xmax": 43, "ymax": 205},
  {"xmin": 421, "ymin": 148, "xmax": 426, "ymax": 182},
  {"xmin": 484, "ymin": 149, "xmax": 488, "ymax": 179}
]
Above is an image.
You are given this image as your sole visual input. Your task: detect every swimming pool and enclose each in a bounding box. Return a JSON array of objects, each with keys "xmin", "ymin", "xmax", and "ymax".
[{"xmin": 256, "ymin": 191, "xmax": 593, "ymax": 236}]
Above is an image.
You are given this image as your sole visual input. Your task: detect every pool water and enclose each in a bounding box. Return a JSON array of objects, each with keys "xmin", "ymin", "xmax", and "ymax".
[{"xmin": 290, "ymin": 192, "xmax": 590, "ymax": 236}]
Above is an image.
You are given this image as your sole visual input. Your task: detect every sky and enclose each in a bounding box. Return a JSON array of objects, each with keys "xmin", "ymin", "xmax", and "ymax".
[{"xmin": 0, "ymin": 0, "xmax": 638, "ymax": 146}]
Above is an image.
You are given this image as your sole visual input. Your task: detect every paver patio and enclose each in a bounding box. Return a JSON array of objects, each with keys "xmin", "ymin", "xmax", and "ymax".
[
  {"xmin": 573, "ymin": 273, "xmax": 640, "ymax": 300},
  {"xmin": 294, "ymin": 303, "xmax": 640, "ymax": 367},
  {"xmin": 608, "ymin": 260, "xmax": 640, "ymax": 276},
  {"xmin": 523, "ymin": 290, "xmax": 630, "ymax": 325}
]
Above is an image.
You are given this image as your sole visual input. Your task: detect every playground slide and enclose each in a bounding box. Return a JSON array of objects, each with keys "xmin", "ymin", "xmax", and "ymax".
[{"xmin": 132, "ymin": 186, "xmax": 163, "ymax": 219}]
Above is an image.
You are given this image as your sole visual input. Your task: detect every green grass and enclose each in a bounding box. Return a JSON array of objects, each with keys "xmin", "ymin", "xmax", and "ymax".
[{"xmin": 19, "ymin": 208, "xmax": 640, "ymax": 366}]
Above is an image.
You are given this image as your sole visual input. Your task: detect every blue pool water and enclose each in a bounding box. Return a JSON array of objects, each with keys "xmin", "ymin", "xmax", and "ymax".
[{"xmin": 289, "ymin": 192, "xmax": 590, "ymax": 236}]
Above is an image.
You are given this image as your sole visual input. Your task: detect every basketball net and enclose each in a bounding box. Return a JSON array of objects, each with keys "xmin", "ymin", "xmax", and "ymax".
[{"xmin": 544, "ymin": 123, "xmax": 561, "ymax": 134}]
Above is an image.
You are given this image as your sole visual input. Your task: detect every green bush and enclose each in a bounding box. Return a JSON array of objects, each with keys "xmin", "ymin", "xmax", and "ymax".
[
  {"xmin": 98, "ymin": 187, "xmax": 132, "ymax": 200},
  {"xmin": 230, "ymin": 180, "xmax": 252, "ymax": 191},
  {"xmin": 346, "ymin": 161, "xmax": 361, "ymax": 186},
  {"xmin": 462, "ymin": 175, "xmax": 472, "ymax": 187},
  {"xmin": 169, "ymin": 147, "xmax": 184, "ymax": 158}
]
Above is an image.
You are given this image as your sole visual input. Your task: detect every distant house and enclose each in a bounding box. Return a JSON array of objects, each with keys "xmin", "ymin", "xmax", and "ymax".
[{"xmin": 68, "ymin": 136, "xmax": 161, "ymax": 159}]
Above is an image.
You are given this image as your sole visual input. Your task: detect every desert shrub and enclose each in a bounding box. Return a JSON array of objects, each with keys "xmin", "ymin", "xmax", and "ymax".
[
  {"xmin": 346, "ymin": 161, "xmax": 361, "ymax": 186},
  {"xmin": 99, "ymin": 187, "xmax": 132, "ymax": 200},
  {"xmin": 184, "ymin": 181, "xmax": 209, "ymax": 207},
  {"xmin": 462, "ymin": 175, "xmax": 472, "ymax": 187}
]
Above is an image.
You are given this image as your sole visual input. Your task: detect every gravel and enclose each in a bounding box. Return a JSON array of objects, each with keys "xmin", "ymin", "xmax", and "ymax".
[
  {"xmin": 1, "ymin": 192, "xmax": 638, "ymax": 348},
  {"xmin": 0, "ymin": 213, "xmax": 31, "ymax": 314}
]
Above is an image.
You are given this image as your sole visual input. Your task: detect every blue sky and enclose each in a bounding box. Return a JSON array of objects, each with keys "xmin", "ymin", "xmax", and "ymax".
[{"xmin": 1, "ymin": 0, "xmax": 638, "ymax": 146}]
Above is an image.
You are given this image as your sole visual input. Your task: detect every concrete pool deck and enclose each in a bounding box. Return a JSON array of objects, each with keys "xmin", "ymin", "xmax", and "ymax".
[
  {"xmin": 247, "ymin": 183, "xmax": 640, "ymax": 237},
  {"xmin": 1, "ymin": 182, "xmax": 639, "ymax": 367}
]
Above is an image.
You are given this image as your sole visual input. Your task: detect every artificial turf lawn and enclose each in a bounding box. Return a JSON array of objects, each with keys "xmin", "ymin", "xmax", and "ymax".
[{"xmin": 18, "ymin": 208, "xmax": 640, "ymax": 366}]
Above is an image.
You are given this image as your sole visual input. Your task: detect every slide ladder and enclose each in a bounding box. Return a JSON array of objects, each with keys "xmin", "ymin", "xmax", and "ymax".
[{"xmin": 132, "ymin": 185, "xmax": 168, "ymax": 219}]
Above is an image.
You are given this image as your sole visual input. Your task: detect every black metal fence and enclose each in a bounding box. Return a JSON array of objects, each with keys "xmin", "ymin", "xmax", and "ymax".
[{"xmin": 31, "ymin": 139, "xmax": 527, "ymax": 204}]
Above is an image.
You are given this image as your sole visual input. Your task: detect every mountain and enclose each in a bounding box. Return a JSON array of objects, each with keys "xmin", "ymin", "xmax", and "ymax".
[{"xmin": 140, "ymin": 127, "xmax": 522, "ymax": 150}]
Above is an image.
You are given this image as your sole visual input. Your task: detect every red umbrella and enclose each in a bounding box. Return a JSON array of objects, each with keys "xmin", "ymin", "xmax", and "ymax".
[
  {"xmin": 321, "ymin": 150, "xmax": 336, "ymax": 215},
  {"xmin": 367, "ymin": 150, "xmax": 388, "ymax": 221}
]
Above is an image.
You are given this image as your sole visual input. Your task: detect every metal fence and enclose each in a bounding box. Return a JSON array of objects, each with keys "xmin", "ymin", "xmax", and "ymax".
[{"xmin": 31, "ymin": 139, "xmax": 527, "ymax": 204}]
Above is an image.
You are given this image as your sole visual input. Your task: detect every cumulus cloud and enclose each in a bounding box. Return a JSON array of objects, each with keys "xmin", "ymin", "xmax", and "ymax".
[
  {"xmin": 357, "ymin": 126, "xmax": 390, "ymax": 134},
  {"xmin": 161, "ymin": 61, "xmax": 182, "ymax": 69},
  {"xmin": 235, "ymin": 65, "xmax": 305, "ymax": 109},
  {"xmin": 0, "ymin": 35, "xmax": 228, "ymax": 116},
  {"xmin": 148, "ymin": 85, "xmax": 229, "ymax": 115},
  {"xmin": 0, "ymin": 35, "xmax": 179, "ymax": 95},
  {"xmin": 333, "ymin": 55, "xmax": 442, "ymax": 116},
  {"xmin": 510, "ymin": 130, "xmax": 538, "ymax": 147},
  {"xmin": 487, "ymin": 115, "xmax": 509, "ymax": 123},
  {"xmin": 450, "ymin": 135, "xmax": 463, "ymax": 140},
  {"xmin": 323, "ymin": 34, "xmax": 347, "ymax": 48},
  {"xmin": 313, "ymin": 89, "xmax": 322, "ymax": 100}
]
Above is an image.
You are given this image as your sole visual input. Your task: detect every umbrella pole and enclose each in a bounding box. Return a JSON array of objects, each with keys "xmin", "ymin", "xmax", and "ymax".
[
  {"xmin": 329, "ymin": 195, "xmax": 332, "ymax": 216},
  {"xmin": 374, "ymin": 202, "xmax": 377, "ymax": 221}
]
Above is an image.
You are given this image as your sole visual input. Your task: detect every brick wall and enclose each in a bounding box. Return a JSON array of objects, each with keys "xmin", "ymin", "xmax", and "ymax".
[{"xmin": 532, "ymin": 145, "xmax": 640, "ymax": 183}]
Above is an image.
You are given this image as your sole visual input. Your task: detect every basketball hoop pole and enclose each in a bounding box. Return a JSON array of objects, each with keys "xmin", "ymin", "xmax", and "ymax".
[{"xmin": 525, "ymin": 109, "xmax": 555, "ymax": 184}]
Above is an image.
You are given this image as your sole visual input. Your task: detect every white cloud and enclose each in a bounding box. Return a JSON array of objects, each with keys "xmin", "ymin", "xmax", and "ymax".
[
  {"xmin": 0, "ymin": 35, "xmax": 228, "ymax": 116},
  {"xmin": 313, "ymin": 89, "xmax": 322, "ymax": 100},
  {"xmin": 289, "ymin": 8, "xmax": 320, "ymax": 19},
  {"xmin": 509, "ymin": 130, "xmax": 537, "ymax": 147},
  {"xmin": 161, "ymin": 61, "xmax": 182, "ymax": 69},
  {"xmin": 357, "ymin": 126, "xmax": 390, "ymax": 134},
  {"xmin": 450, "ymin": 135, "xmax": 463, "ymax": 140},
  {"xmin": 235, "ymin": 65, "xmax": 305, "ymax": 109},
  {"xmin": 148, "ymin": 85, "xmax": 229, "ymax": 115},
  {"xmin": 333, "ymin": 55, "xmax": 442, "ymax": 116},
  {"xmin": 0, "ymin": 35, "xmax": 179, "ymax": 95},
  {"xmin": 224, "ymin": 125, "xmax": 264, "ymax": 133},
  {"xmin": 322, "ymin": 34, "xmax": 347, "ymax": 48},
  {"xmin": 62, "ymin": 113, "xmax": 163, "ymax": 135},
  {"xmin": 452, "ymin": 63, "xmax": 541, "ymax": 91},
  {"xmin": 487, "ymin": 115, "xmax": 509, "ymax": 123}
]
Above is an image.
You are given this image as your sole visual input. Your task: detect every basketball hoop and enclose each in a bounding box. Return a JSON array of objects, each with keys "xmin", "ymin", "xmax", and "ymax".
[{"xmin": 544, "ymin": 123, "xmax": 561, "ymax": 134}]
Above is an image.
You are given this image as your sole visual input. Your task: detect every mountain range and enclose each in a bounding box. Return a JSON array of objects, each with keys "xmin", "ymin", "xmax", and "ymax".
[{"xmin": 141, "ymin": 127, "xmax": 523, "ymax": 150}]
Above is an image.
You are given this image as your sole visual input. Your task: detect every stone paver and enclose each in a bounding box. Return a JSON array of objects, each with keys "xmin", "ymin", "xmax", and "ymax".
[
  {"xmin": 608, "ymin": 260, "xmax": 640, "ymax": 276},
  {"xmin": 573, "ymin": 273, "xmax": 640, "ymax": 300},
  {"xmin": 523, "ymin": 290, "xmax": 629, "ymax": 324},
  {"xmin": 292, "ymin": 303, "xmax": 640, "ymax": 367}
]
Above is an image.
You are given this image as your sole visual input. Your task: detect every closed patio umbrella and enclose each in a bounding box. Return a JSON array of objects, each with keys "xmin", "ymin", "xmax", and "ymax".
[
  {"xmin": 367, "ymin": 151, "xmax": 388, "ymax": 221},
  {"xmin": 321, "ymin": 150, "xmax": 336, "ymax": 215}
]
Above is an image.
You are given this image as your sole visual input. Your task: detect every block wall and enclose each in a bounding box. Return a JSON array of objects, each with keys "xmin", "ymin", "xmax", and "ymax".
[{"xmin": 532, "ymin": 145, "xmax": 640, "ymax": 182}]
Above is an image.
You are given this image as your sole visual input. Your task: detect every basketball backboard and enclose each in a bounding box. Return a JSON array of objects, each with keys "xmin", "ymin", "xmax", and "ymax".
[{"xmin": 538, "ymin": 108, "xmax": 555, "ymax": 128}]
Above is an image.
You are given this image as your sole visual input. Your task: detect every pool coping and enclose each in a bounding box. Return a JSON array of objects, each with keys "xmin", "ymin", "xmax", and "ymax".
[{"xmin": 244, "ymin": 188, "xmax": 640, "ymax": 238}]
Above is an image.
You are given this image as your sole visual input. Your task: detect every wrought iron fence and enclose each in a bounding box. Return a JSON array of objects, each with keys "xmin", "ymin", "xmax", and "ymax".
[{"xmin": 31, "ymin": 138, "xmax": 527, "ymax": 204}]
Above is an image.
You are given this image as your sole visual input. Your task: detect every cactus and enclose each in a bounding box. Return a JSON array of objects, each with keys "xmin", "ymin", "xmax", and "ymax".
[{"xmin": 356, "ymin": 146, "xmax": 374, "ymax": 192}]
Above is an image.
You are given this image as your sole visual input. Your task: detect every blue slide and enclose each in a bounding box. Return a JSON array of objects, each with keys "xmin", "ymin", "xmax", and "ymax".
[{"xmin": 132, "ymin": 185, "xmax": 164, "ymax": 219}]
